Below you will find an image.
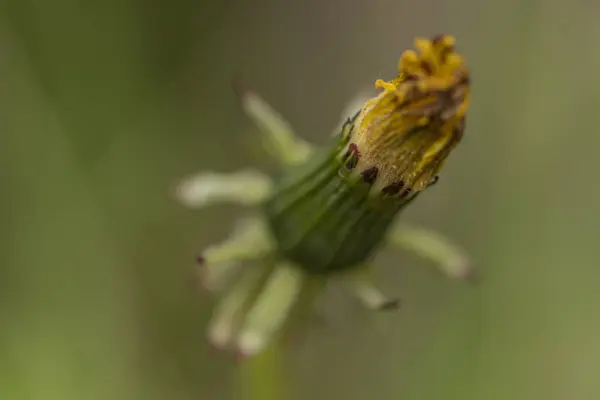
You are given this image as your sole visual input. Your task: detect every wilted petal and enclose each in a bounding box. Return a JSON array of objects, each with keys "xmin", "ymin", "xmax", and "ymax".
[
  {"xmin": 197, "ymin": 216, "xmax": 274, "ymax": 292},
  {"xmin": 385, "ymin": 223, "xmax": 476, "ymax": 281},
  {"xmin": 174, "ymin": 169, "xmax": 272, "ymax": 208},
  {"xmin": 235, "ymin": 262, "xmax": 306, "ymax": 357},
  {"xmin": 234, "ymin": 80, "xmax": 313, "ymax": 165},
  {"xmin": 207, "ymin": 262, "xmax": 274, "ymax": 350}
]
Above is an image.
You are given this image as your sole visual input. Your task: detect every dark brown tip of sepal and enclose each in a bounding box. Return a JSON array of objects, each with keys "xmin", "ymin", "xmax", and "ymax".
[
  {"xmin": 235, "ymin": 349, "xmax": 249, "ymax": 362},
  {"xmin": 361, "ymin": 166, "xmax": 379, "ymax": 184},
  {"xmin": 377, "ymin": 298, "xmax": 401, "ymax": 311},
  {"xmin": 196, "ymin": 254, "xmax": 206, "ymax": 265},
  {"xmin": 463, "ymin": 267, "xmax": 481, "ymax": 284},
  {"xmin": 427, "ymin": 175, "xmax": 440, "ymax": 188},
  {"xmin": 400, "ymin": 187, "xmax": 412, "ymax": 198}
]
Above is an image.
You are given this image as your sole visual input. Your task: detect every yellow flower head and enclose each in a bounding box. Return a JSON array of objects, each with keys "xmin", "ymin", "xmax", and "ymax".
[{"xmin": 346, "ymin": 35, "xmax": 470, "ymax": 195}]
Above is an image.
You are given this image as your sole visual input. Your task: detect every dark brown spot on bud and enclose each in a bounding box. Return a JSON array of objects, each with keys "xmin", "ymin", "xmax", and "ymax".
[
  {"xmin": 381, "ymin": 181, "xmax": 404, "ymax": 196},
  {"xmin": 403, "ymin": 73, "xmax": 419, "ymax": 82},
  {"xmin": 400, "ymin": 187, "xmax": 413, "ymax": 198},
  {"xmin": 344, "ymin": 143, "xmax": 360, "ymax": 169},
  {"xmin": 196, "ymin": 254, "xmax": 205, "ymax": 265},
  {"xmin": 361, "ymin": 166, "xmax": 379, "ymax": 184},
  {"xmin": 346, "ymin": 158, "xmax": 357, "ymax": 169}
]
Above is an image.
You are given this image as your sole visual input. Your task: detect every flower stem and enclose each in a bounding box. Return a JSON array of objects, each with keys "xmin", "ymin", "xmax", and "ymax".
[
  {"xmin": 238, "ymin": 275, "xmax": 326, "ymax": 400},
  {"xmin": 239, "ymin": 340, "xmax": 285, "ymax": 400}
]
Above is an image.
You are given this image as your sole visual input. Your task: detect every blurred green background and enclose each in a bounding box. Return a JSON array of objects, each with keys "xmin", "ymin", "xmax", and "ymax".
[{"xmin": 1, "ymin": 0, "xmax": 600, "ymax": 399}]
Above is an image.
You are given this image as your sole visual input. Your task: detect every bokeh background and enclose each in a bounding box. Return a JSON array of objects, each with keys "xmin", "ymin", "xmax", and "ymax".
[{"xmin": 2, "ymin": 0, "xmax": 600, "ymax": 399}]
